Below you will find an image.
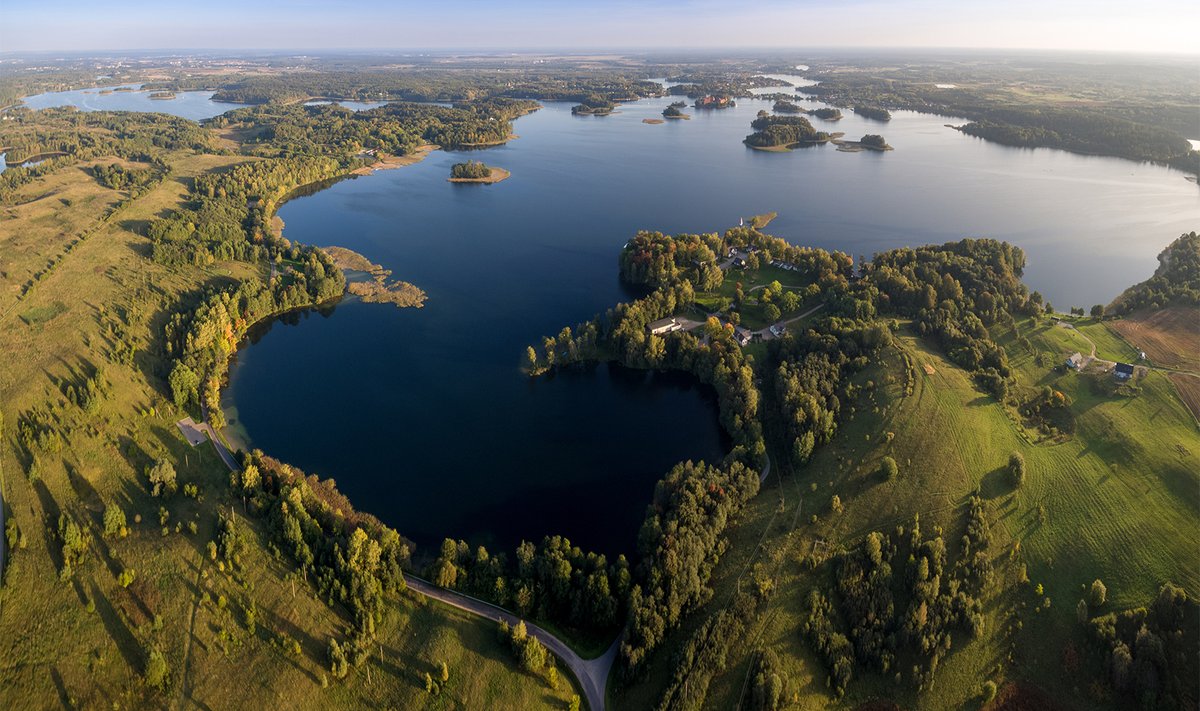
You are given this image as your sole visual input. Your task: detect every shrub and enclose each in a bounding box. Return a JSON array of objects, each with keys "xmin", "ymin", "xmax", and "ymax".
[
  {"xmin": 981, "ymin": 680, "xmax": 997, "ymax": 702},
  {"xmin": 103, "ymin": 504, "xmax": 127, "ymax": 537},
  {"xmin": 1089, "ymin": 579, "xmax": 1107, "ymax": 607},
  {"xmin": 1008, "ymin": 451, "xmax": 1026, "ymax": 487},
  {"xmin": 879, "ymin": 456, "xmax": 898, "ymax": 481},
  {"xmin": 145, "ymin": 648, "xmax": 169, "ymax": 690}
]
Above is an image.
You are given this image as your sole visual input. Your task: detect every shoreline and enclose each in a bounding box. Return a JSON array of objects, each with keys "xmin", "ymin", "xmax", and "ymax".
[
  {"xmin": 448, "ymin": 167, "xmax": 511, "ymax": 184},
  {"xmin": 350, "ymin": 143, "xmax": 437, "ymax": 175}
]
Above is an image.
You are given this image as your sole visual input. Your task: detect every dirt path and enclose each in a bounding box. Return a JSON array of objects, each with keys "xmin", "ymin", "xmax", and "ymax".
[{"xmin": 173, "ymin": 556, "xmax": 206, "ymax": 711}]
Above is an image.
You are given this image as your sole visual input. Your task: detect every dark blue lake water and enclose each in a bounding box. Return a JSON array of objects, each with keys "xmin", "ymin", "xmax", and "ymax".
[{"xmin": 224, "ymin": 87, "xmax": 1198, "ymax": 556}]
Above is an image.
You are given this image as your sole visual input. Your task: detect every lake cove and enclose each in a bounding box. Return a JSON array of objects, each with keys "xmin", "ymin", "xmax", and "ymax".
[{"xmin": 226, "ymin": 90, "xmax": 1198, "ymax": 557}]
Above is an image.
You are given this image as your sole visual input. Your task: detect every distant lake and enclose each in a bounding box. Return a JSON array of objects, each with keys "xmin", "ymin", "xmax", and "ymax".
[
  {"xmin": 227, "ymin": 89, "xmax": 1197, "ymax": 557},
  {"xmin": 19, "ymin": 84, "xmax": 246, "ymax": 121},
  {"xmin": 303, "ymin": 100, "xmax": 390, "ymax": 111}
]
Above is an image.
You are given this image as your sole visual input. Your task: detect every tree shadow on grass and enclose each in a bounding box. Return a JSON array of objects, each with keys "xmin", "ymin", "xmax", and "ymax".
[
  {"xmin": 89, "ymin": 580, "xmax": 144, "ymax": 675},
  {"xmin": 979, "ymin": 465, "xmax": 1015, "ymax": 501},
  {"xmin": 49, "ymin": 664, "xmax": 74, "ymax": 710},
  {"xmin": 261, "ymin": 606, "xmax": 322, "ymax": 685},
  {"xmin": 32, "ymin": 479, "xmax": 64, "ymax": 572}
]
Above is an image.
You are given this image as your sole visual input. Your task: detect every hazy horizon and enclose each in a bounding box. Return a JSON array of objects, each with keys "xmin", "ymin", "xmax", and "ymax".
[{"xmin": 3, "ymin": 0, "xmax": 1198, "ymax": 56}]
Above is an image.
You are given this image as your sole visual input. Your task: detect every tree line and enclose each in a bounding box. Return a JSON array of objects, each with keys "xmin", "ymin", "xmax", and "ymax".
[{"xmin": 1108, "ymin": 232, "xmax": 1199, "ymax": 314}]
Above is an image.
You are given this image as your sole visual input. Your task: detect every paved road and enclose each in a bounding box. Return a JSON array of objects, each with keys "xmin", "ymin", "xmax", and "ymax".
[
  {"xmin": 195, "ymin": 408, "xmax": 618, "ymax": 708},
  {"xmin": 198, "ymin": 402, "xmax": 240, "ymax": 471},
  {"xmin": 193, "ymin": 397, "xmax": 773, "ymax": 711},
  {"xmin": 406, "ymin": 575, "xmax": 617, "ymax": 711}
]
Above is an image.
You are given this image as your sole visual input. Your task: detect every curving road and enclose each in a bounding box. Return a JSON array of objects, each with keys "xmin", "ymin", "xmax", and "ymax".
[
  {"xmin": 197, "ymin": 407, "xmax": 619, "ymax": 709},
  {"xmin": 405, "ymin": 575, "xmax": 618, "ymax": 711},
  {"xmin": 196, "ymin": 398, "xmax": 773, "ymax": 711}
]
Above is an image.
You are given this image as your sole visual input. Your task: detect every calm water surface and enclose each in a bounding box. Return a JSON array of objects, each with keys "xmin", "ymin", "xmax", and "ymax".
[
  {"xmin": 21, "ymin": 84, "xmax": 246, "ymax": 121},
  {"xmin": 214, "ymin": 86, "xmax": 1194, "ymax": 556}
]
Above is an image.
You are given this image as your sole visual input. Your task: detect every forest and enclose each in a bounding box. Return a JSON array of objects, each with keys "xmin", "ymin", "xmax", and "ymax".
[
  {"xmin": 744, "ymin": 113, "xmax": 828, "ymax": 148},
  {"xmin": 1108, "ymin": 232, "xmax": 1200, "ymax": 313},
  {"xmin": 450, "ymin": 160, "xmax": 492, "ymax": 179},
  {"xmin": 206, "ymin": 98, "xmax": 536, "ymax": 158},
  {"xmin": 804, "ymin": 61, "xmax": 1199, "ymax": 172}
]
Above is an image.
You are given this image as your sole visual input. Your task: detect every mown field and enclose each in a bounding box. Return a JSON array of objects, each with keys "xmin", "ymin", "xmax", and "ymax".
[
  {"xmin": 0, "ymin": 144, "xmax": 581, "ymax": 709},
  {"xmin": 614, "ymin": 309, "xmax": 1199, "ymax": 710}
]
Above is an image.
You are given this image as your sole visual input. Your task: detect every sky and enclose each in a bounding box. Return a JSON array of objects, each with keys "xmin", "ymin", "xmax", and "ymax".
[{"xmin": 2, "ymin": 0, "xmax": 1197, "ymax": 55}]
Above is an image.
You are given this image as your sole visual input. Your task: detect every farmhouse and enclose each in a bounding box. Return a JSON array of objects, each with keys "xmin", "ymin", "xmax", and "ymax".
[
  {"xmin": 1065, "ymin": 352, "xmax": 1085, "ymax": 370},
  {"xmin": 647, "ymin": 317, "xmax": 683, "ymax": 336},
  {"xmin": 1114, "ymin": 362, "xmax": 1135, "ymax": 380},
  {"xmin": 734, "ymin": 326, "xmax": 753, "ymax": 346}
]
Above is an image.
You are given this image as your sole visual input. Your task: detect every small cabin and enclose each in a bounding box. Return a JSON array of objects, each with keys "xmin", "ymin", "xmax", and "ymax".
[
  {"xmin": 734, "ymin": 326, "xmax": 753, "ymax": 346},
  {"xmin": 1114, "ymin": 362, "xmax": 1135, "ymax": 380}
]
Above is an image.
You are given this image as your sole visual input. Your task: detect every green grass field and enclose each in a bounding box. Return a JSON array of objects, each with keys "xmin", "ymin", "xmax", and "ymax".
[{"xmin": 614, "ymin": 316, "xmax": 1199, "ymax": 710}]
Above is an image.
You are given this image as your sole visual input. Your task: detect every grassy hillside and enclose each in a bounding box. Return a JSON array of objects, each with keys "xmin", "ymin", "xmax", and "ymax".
[
  {"xmin": 0, "ymin": 143, "xmax": 580, "ymax": 709},
  {"xmin": 615, "ymin": 312, "xmax": 1199, "ymax": 710}
]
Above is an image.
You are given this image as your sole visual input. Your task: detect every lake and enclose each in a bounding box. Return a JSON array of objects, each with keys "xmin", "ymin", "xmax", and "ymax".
[
  {"xmin": 20, "ymin": 84, "xmax": 247, "ymax": 121},
  {"xmin": 215, "ymin": 84, "xmax": 1193, "ymax": 557}
]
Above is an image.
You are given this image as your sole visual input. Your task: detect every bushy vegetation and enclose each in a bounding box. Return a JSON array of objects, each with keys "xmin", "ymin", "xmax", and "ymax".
[
  {"xmin": 744, "ymin": 112, "xmax": 828, "ymax": 148},
  {"xmin": 208, "ymin": 99, "xmax": 535, "ymax": 157},
  {"xmin": 1086, "ymin": 583, "xmax": 1198, "ymax": 709},
  {"xmin": 450, "ymin": 160, "xmax": 492, "ymax": 179},
  {"xmin": 804, "ymin": 497, "xmax": 995, "ymax": 696},
  {"xmin": 237, "ymin": 453, "xmax": 412, "ymax": 665},
  {"xmin": 853, "ymin": 105, "xmax": 892, "ymax": 121},
  {"xmin": 866, "ymin": 239, "xmax": 1031, "ymax": 398},
  {"xmin": 429, "ymin": 535, "xmax": 630, "ymax": 635}
]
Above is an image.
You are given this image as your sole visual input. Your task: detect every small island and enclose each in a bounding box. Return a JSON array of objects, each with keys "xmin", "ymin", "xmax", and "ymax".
[
  {"xmin": 571, "ymin": 94, "xmax": 616, "ymax": 116},
  {"xmin": 447, "ymin": 160, "xmax": 510, "ymax": 184},
  {"xmin": 853, "ymin": 105, "xmax": 892, "ymax": 121},
  {"xmin": 834, "ymin": 133, "xmax": 893, "ymax": 152},
  {"xmin": 694, "ymin": 94, "xmax": 735, "ymax": 109},
  {"xmin": 642, "ymin": 118, "xmax": 665, "ymax": 124},
  {"xmin": 662, "ymin": 103, "xmax": 691, "ymax": 120},
  {"xmin": 149, "ymin": 91, "xmax": 177, "ymax": 100},
  {"xmin": 773, "ymin": 99, "xmax": 803, "ymax": 114},
  {"xmin": 743, "ymin": 112, "xmax": 832, "ymax": 150}
]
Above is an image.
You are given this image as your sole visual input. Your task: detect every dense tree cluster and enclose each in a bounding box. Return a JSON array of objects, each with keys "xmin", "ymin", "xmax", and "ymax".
[
  {"xmin": 859, "ymin": 134, "xmax": 888, "ymax": 149},
  {"xmin": 450, "ymin": 160, "xmax": 491, "ymax": 179},
  {"xmin": 429, "ymin": 535, "xmax": 630, "ymax": 634},
  {"xmin": 664, "ymin": 73, "xmax": 788, "ymax": 99},
  {"xmin": 0, "ymin": 108, "xmax": 206, "ymax": 200},
  {"xmin": 1109, "ymin": 232, "xmax": 1200, "ymax": 313},
  {"xmin": 91, "ymin": 161, "xmax": 158, "ymax": 191},
  {"xmin": 619, "ymin": 231, "xmax": 723, "ymax": 290},
  {"xmin": 164, "ymin": 256, "xmax": 343, "ymax": 414},
  {"xmin": 805, "ymin": 498, "xmax": 994, "ymax": 697},
  {"xmin": 653, "ymin": 587, "xmax": 765, "ymax": 709},
  {"xmin": 807, "ymin": 71, "xmax": 1196, "ymax": 171},
  {"xmin": 1087, "ymin": 583, "xmax": 1198, "ymax": 709},
  {"xmin": 149, "ymin": 155, "xmax": 343, "ymax": 266},
  {"xmin": 236, "ymin": 453, "xmax": 412, "ymax": 664},
  {"xmin": 744, "ymin": 113, "xmax": 827, "ymax": 148},
  {"xmin": 853, "ymin": 106, "xmax": 892, "ymax": 122},
  {"xmin": 621, "ymin": 460, "xmax": 761, "ymax": 673},
  {"xmin": 571, "ymin": 95, "xmax": 616, "ymax": 115},
  {"xmin": 170, "ymin": 70, "xmax": 663, "ymax": 105},
  {"xmin": 208, "ymin": 99, "xmax": 535, "ymax": 158},
  {"xmin": 866, "ymin": 239, "xmax": 1031, "ymax": 397}
]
